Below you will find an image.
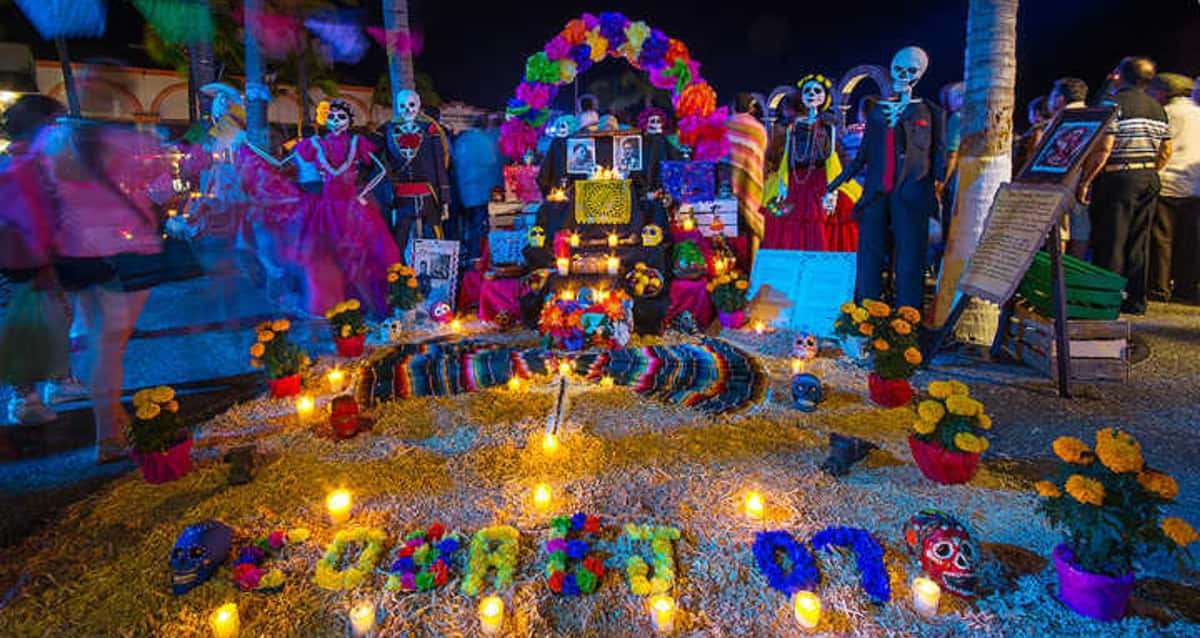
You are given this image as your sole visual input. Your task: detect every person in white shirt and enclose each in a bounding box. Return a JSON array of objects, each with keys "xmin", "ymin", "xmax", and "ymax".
[{"xmin": 1149, "ymin": 73, "xmax": 1200, "ymax": 303}]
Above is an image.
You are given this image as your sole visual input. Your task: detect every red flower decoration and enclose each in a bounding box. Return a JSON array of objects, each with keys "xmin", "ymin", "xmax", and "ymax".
[
  {"xmin": 916, "ymin": 119, "xmax": 929, "ymax": 127},
  {"xmin": 398, "ymin": 133, "xmax": 422, "ymax": 149},
  {"xmin": 561, "ymin": 19, "xmax": 587, "ymax": 46},
  {"xmin": 548, "ymin": 570, "xmax": 565, "ymax": 592},
  {"xmin": 665, "ymin": 38, "xmax": 691, "ymax": 66},
  {"xmin": 583, "ymin": 555, "xmax": 605, "ymax": 577},
  {"xmin": 431, "ymin": 559, "xmax": 449, "ymax": 586},
  {"xmin": 583, "ymin": 516, "xmax": 601, "ymax": 534},
  {"xmin": 267, "ymin": 530, "xmax": 286, "ymax": 549},
  {"xmin": 232, "ymin": 563, "xmax": 262, "ymax": 591},
  {"xmin": 427, "ymin": 522, "xmax": 445, "ymax": 540},
  {"xmin": 398, "ymin": 545, "xmax": 416, "ymax": 558}
]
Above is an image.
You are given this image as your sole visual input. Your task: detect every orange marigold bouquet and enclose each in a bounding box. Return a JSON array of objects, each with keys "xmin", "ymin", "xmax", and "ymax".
[
  {"xmin": 911, "ymin": 381, "xmax": 991, "ymax": 454},
  {"xmin": 324, "ymin": 299, "xmax": 368, "ymax": 340},
  {"xmin": 1036, "ymin": 428, "xmax": 1197, "ymax": 576},
  {"xmin": 833, "ymin": 300, "xmax": 923, "ymax": 379},
  {"xmin": 249, "ymin": 319, "xmax": 306, "ymax": 380},
  {"xmin": 708, "ymin": 271, "xmax": 751, "ymax": 313},
  {"xmin": 387, "ymin": 263, "xmax": 422, "ymax": 311}
]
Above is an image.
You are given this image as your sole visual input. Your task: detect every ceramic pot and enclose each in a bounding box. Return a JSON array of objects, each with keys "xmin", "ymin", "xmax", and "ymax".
[
  {"xmin": 267, "ymin": 373, "xmax": 302, "ymax": 399},
  {"xmin": 867, "ymin": 372, "xmax": 913, "ymax": 408},
  {"xmin": 334, "ymin": 333, "xmax": 366, "ymax": 358},
  {"xmin": 132, "ymin": 436, "xmax": 192, "ymax": 484},
  {"xmin": 908, "ymin": 435, "xmax": 981, "ymax": 484},
  {"xmin": 1053, "ymin": 544, "xmax": 1135, "ymax": 622}
]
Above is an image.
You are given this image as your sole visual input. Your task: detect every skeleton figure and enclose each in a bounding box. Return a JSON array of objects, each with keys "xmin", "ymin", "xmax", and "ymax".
[
  {"xmin": 904, "ymin": 510, "xmax": 978, "ymax": 597},
  {"xmin": 641, "ymin": 224, "xmax": 664, "ymax": 247},
  {"xmin": 392, "ymin": 89, "xmax": 423, "ymax": 163},
  {"xmin": 881, "ymin": 47, "xmax": 929, "ymax": 128},
  {"xmin": 528, "ymin": 225, "xmax": 547, "ymax": 248},
  {"xmin": 169, "ymin": 520, "xmax": 232, "ymax": 595},
  {"xmin": 550, "ymin": 115, "xmax": 577, "ymax": 139},
  {"xmin": 379, "ymin": 88, "xmax": 452, "ymax": 255},
  {"xmin": 799, "ymin": 79, "xmax": 829, "ymax": 123}
]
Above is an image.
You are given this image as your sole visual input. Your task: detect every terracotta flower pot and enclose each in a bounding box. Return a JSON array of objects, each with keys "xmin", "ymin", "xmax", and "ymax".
[
  {"xmin": 334, "ymin": 333, "xmax": 366, "ymax": 358},
  {"xmin": 132, "ymin": 436, "xmax": 192, "ymax": 484},
  {"xmin": 267, "ymin": 373, "xmax": 302, "ymax": 398},
  {"xmin": 718, "ymin": 310, "xmax": 746, "ymax": 329},
  {"xmin": 867, "ymin": 373, "xmax": 913, "ymax": 408},
  {"xmin": 908, "ymin": 435, "xmax": 981, "ymax": 485},
  {"xmin": 1053, "ymin": 544, "xmax": 1135, "ymax": 621}
]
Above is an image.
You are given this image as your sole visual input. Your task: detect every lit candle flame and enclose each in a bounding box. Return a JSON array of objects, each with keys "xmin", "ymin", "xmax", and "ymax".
[
  {"xmin": 326, "ymin": 489, "xmax": 352, "ymax": 525},
  {"xmin": 542, "ymin": 432, "xmax": 559, "ymax": 455},
  {"xmin": 744, "ymin": 491, "xmax": 765, "ymax": 520},
  {"xmin": 478, "ymin": 596, "xmax": 504, "ymax": 635},
  {"xmin": 209, "ymin": 602, "xmax": 239, "ymax": 638},
  {"xmin": 533, "ymin": 483, "xmax": 552, "ymax": 510},
  {"xmin": 793, "ymin": 591, "xmax": 821, "ymax": 630}
]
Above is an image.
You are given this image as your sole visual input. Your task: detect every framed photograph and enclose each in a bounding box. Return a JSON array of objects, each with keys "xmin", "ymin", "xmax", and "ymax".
[
  {"xmin": 613, "ymin": 134, "xmax": 643, "ymax": 173},
  {"xmin": 411, "ymin": 239, "xmax": 461, "ymax": 309},
  {"xmin": 566, "ymin": 137, "xmax": 597, "ymax": 175},
  {"xmin": 1018, "ymin": 107, "xmax": 1118, "ymax": 183}
]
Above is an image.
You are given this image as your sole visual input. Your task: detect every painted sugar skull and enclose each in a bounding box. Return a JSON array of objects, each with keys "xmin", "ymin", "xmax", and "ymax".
[
  {"xmin": 641, "ymin": 224, "xmax": 664, "ymax": 247},
  {"xmin": 794, "ymin": 333, "xmax": 819, "ymax": 361},
  {"xmin": 382, "ymin": 317, "xmax": 405, "ymax": 342},
  {"xmin": 528, "ymin": 225, "xmax": 546, "ymax": 248},
  {"xmin": 791, "ymin": 373, "xmax": 823, "ymax": 412},
  {"xmin": 430, "ymin": 301, "xmax": 453, "ymax": 324},
  {"xmin": 891, "ymin": 46, "xmax": 929, "ymax": 95},
  {"xmin": 550, "ymin": 115, "xmax": 576, "ymax": 139},
  {"xmin": 797, "ymin": 75, "xmax": 831, "ymax": 113},
  {"xmin": 395, "ymin": 89, "xmax": 421, "ymax": 124},
  {"xmin": 904, "ymin": 510, "xmax": 978, "ymax": 597},
  {"xmin": 647, "ymin": 114, "xmax": 664, "ymax": 134},
  {"xmin": 325, "ymin": 99, "xmax": 353, "ymax": 135},
  {"xmin": 637, "ymin": 107, "xmax": 670, "ymax": 135},
  {"xmin": 169, "ymin": 520, "xmax": 232, "ymax": 595}
]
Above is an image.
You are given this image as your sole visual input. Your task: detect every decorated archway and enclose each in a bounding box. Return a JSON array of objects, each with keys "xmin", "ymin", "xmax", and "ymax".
[
  {"xmin": 834, "ymin": 65, "xmax": 893, "ymax": 129},
  {"xmin": 499, "ymin": 12, "xmax": 726, "ymax": 161}
]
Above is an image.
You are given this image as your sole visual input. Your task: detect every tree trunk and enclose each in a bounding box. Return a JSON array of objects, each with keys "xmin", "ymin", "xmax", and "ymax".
[
  {"xmin": 54, "ymin": 37, "xmax": 81, "ymax": 117},
  {"xmin": 242, "ymin": 0, "xmax": 270, "ymax": 148},
  {"xmin": 296, "ymin": 56, "xmax": 309, "ymax": 137},
  {"xmin": 381, "ymin": 0, "xmax": 416, "ymax": 107},
  {"xmin": 930, "ymin": 0, "xmax": 1019, "ymax": 342}
]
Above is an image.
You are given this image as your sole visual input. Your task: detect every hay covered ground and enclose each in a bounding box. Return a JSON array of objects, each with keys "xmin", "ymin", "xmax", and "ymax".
[{"xmin": 1, "ymin": 324, "xmax": 1198, "ymax": 638}]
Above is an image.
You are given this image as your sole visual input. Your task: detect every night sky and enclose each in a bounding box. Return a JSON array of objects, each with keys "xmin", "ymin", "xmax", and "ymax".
[{"xmin": 3, "ymin": 1, "xmax": 1198, "ymax": 126}]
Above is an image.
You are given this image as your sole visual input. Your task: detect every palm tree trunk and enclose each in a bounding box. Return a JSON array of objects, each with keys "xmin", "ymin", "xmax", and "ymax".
[
  {"xmin": 54, "ymin": 37, "xmax": 81, "ymax": 117},
  {"xmin": 242, "ymin": 0, "xmax": 270, "ymax": 148},
  {"xmin": 930, "ymin": 0, "xmax": 1019, "ymax": 343},
  {"xmin": 381, "ymin": 0, "xmax": 416, "ymax": 106}
]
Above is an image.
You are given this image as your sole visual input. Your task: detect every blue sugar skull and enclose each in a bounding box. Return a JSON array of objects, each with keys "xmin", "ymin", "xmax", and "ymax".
[
  {"xmin": 169, "ymin": 520, "xmax": 232, "ymax": 595},
  {"xmin": 791, "ymin": 373, "xmax": 823, "ymax": 412}
]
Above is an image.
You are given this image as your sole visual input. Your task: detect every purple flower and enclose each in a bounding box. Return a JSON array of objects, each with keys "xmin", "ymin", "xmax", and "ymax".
[
  {"xmin": 544, "ymin": 35, "xmax": 570, "ymax": 61},
  {"xmin": 406, "ymin": 538, "xmax": 424, "ymax": 549},
  {"xmin": 546, "ymin": 538, "xmax": 568, "ymax": 553},
  {"xmin": 581, "ymin": 13, "xmax": 599, "ymax": 30},
  {"xmin": 570, "ymin": 44, "xmax": 592, "ymax": 69},
  {"xmin": 598, "ymin": 12, "xmax": 628, "ymax": 48},
  {"xmin": 236, "ymin": 546, "xmax": 265, "ymax": 565},
  {"xmin": 562, "ymin": 574, "xmax": 581, "ymax": 596},
  {"xmin": 638, "ymin": 29, "xmax": 669, "ymax": 69},
  {"xmin": 400, "ymin": 572, "xmax": 416, "ymax": 590}
]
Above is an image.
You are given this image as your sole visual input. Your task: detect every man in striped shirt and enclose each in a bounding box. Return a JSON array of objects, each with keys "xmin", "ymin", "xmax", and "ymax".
[{"xmin": 1088, "ymin": 57, "xmax": 1173, "ymax": 315}]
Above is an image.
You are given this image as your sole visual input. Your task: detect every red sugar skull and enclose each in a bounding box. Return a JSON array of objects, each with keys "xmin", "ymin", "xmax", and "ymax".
[
  {"xmin": 794, "ymin": 334, "xmax": 819, "ymax": 361},
  {"xmin": 903, "ymin": 510, "xmax": 978, "ymax": 597}
]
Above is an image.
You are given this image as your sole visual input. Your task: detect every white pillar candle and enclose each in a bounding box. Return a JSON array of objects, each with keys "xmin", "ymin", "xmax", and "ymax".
[
  {"xmin": 348, "ymin": 601, "xmax": 375, "ymax": 637},
  {"xmin": 326, "ymin": 489, "xmax": 352, "ymax": 525},
  {"xmin": 556, "ymin": 257, "xmax": 570, "ymax": 276},
  {"xmin": 792, "ymin": 591, "xmax": 821, "ymax": 629},
  {"xmin": 606, "ymin": 255, "xmax": 620, "ymax": 275},
  {"xmin": 649, "ymin": 595, "xmax": 676, "ymax": 634},
  {"xmin": 478, "ymin": 596, "xmax": 504, "ymax": 636},
  {"xmin": 744, "ymin": 491, "xmax": 765, "ymax": 520},
  {"xmin": 912, "ymin": 577, "xmax": 941, "ymax": 619}
]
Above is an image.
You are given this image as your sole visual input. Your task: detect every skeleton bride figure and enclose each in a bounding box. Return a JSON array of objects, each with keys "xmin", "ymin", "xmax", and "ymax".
[{"xmin": 763, "ymin": 74, "xmax": 858, "ymax": 251}]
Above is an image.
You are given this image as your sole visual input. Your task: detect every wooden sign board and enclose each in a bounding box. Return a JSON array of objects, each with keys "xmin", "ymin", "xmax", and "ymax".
[
  {"xmin": 749, "ymin": 250, "xmax": 857, "ymax": 336},
  {"xmin": 959, "ymin": 182, "xmax": 1069, "ymax": 305}
]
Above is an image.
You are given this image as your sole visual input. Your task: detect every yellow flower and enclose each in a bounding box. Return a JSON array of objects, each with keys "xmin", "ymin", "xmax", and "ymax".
[
  {"xmin": 135, "ymin": 403, "xmax": 161, "ymax": 421},
  {"xmin": 345, "ymin": 299, "xmax": 360, "ymax": 311},
  {"xmin": 324, "ymin": 309, "xmax": 336, "ymax": 320},
  {"xmin": 851, "ymin": 308, "xmax": 869, "ymax": 323},
  {"xmin": 286, "ymin": 528, "xmax": 311, "ymax": 543},
  {"xmin": 1052, "ymin": 436, "xmax": 1093, "ymax": 464},
  {"xmin": 913, "ymin": 419, "xmax": 937, "ymax": 435},
  {"xmin": 947, "ymin": 381, "xmax": 969, "ymax": 396},
  {"xmin": 149, "ymin": 386, "xmax": 173, "ymax": 402},
  {"xmin": 1065, "ymin": 474, "xmax": 1105, "ymax": 506},
  {"xmin": 1094, "ymin": 428, "xmax": 1143, "ymax": 474},
  {"xmin": 387, "ymin": 273, "xmax": 399, "ymax": 283},
  {"xmin": 1034, "ymin": 481, "xmax": 1061, "ymax": 498},
  {"xmin": 873, "ymin": 338, "xmax": 889, "ymax": 351},
  {"xmin": 904, "ymin": 347, "xmax": 922, "ymax": 365},
  {"xmin": 898, "ymin": 306, "xmax": 921, "ymax": 324},
  {"xmin": 1137, "ymin": 470, "xmax": 1179, "ymax": 500},
  {"xmin": 340, "ymin": 325, "xmax": 351, "ymax": 338},
  {"xmin": 946, "ymin": 394, "xmax": 978, "ymax": 417},
  {"xmin": 258, "ymin": 330, "xmax": 275, "ymax": 343},
  {"xmin": 891, "ymin": 319, "xmax": 912, "ymax": 335},
  {"xmin": 859, "ymin": 322, "xmax": 874, "ymax": 336},
  {"xmin": 133, "ymin": 389, "xmax": 154, "ymax": 408},
  {"xmin": 166, "ymin": 400, "xmax": 179, "ymax": 413},
  {"xmin": 736, "ymin": 280, "xmax": 749, "ymax": 290},
  {"xmin": 866, "ymin": 300, "xmax": 891, "ymax": 318},
  {"xmin": 840, "ymin": 302, "xmax": 856, "ymax": 314},
  {"xmin": 977, "ymin": 413, "xmax": 993, "ymax": 430},
  {"xmin": 954, "ymin": 432, "xmax": 987, "ymax": 454},
  {"xmin": 928, "ymin": 381, "xmax": 953, "ymax": 399},
  {"xmin": 917, "ymin": 400, "xmax": 946, "ymax": 423},
  {"xmin": 272, "ymin": 319, "xmax": 290, "ymax": 332},
  {"xmin": 250, "ymin": 342, "xmax": 266, "ymax": 358},
  {"xmin": 1161, "ymin": 518, "xmax": 1199, "ymax": 546}
]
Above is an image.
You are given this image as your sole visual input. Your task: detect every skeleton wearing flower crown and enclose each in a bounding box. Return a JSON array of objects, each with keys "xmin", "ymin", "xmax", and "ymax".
[{"xmin": 378, "ymin": 89, "xmax": 452, "ymax": 261}]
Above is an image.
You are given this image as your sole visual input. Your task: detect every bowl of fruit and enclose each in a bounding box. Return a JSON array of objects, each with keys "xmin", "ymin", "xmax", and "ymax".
[{"xmin": 625, "ymin": 263, "xmax": 665, "ymax": 299}]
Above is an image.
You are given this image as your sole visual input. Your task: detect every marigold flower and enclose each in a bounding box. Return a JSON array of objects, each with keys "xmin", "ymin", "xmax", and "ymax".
[
  {"xmin": 250, "ymin": 358, "xmax": 262, "ymax": 369},
  {"xmin": 1052, "ymin": 436, "xmax": 1092, "ymax": 464},
  {"xmin": 345, "ymin": 299, "xmax": 360, "ymax": 311},
  {"xmin": 859, "ymin": 322, "xmax": 874, "ymax": 336},
  {"xmin": 166, "ymin": 400, "xmax": 179, "ymax": 413},
  {"xmin": 136, "ymin": 402, "xmax": 161, "ymax": 421},
  {"xmin": 954, "ymin": 432, "xmax": 987, "ymax": 454},
  {"xmin": 948, "ymin": 381, "xmax": 969, "ymax": 396},
  {"xmin": 904, "ymin": 347, "xmax": 922, "ymax": 365},
  {"xmin": 928, "ymin": 381, "xmax": 953, "ymax": 399},
  {"xmin": 866, "ymin": 300, "xmax": 891, "ymax": 318},
  {"xmin": 945, "ymin": 394, "xmax": 978, "ymax": 417},
  {"xmin": 840, "ymin": 302, "xmax": 856, "ymax": 314},
  {"xmin": 1161, "ymin": 517, "xmax": 1199, "ymax": 546},
  {"xmin": 873, "ymin": 338, "xmax": 889, "ymax": 351},
  {"xmin": 340, "ymin": 325, "xmax": 352, "ymax": 338},
  {"xmin": 1065, "ymin": 474, "xmax": 1105, "ymax": 506},
  {"xmin": 388, "ymin": 273, "xmax": 399, "ymax": 283},
  {"xmin": 913, "ymin": 419, "xmax": 936, "ymax": 435},
  {"xmin": 1094, "ymin": 427, "xmax": 1143, "ymax": 473},
  {"xmin": 1137, "ymin": 470, "xmax": 1179, "ymax": 500},
  {"xmin": 851, "ymin": 308, "xmax": 869, "ymax": 323},
  {"xmin": 133, "ymin": 389, "xmax": 154, "ymax": 408},
  {"xmin": 736, "ymin": 280, "xmax": 749, "ymax": 290},
  {"xmin": 406, "ymin": 279, "xmax": 418, "ymax": 288},
  {"xmin": 917, "ymin": 400, "xmax": 945, "ymax": 423},
  {"xmin": 891, "ymin": 319, "xmax": 912, "ymax": 335},
  {"xmin": 150, "ymin": 386, "xmax": 175, "ymax": 403},
  {"xmin": 898, "ymin": 306, "xmax": 921, "ymax": 324},
  {"xmin": 250, "ymin": 342, "xmax": 266, "ymax": 358},
  {"xmin": 272, "ymin": 319, "xmax": 290, "ymax": 332},
  {"xmin": 1034, "ymin": 480, "xmax": 1061, "ymax": 498},
  {"xmin": 977, "ymin": 413, "xmax": 993, "ymax": 430},
  {"xmin": 258, "ymin": 330, "xmax": 275, "ymax": 343}
]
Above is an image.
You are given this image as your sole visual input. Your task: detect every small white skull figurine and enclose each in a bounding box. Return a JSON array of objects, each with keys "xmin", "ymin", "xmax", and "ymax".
[
  {"xmin": 395, "ymin": 89, "xmax": 421, "ymax": 125},
  {"xmin": 382, "ymin": 317, "xmax": 405, "ymax": 343},
  {"xmin": 647, "ymin": 114, "xmax": 664, "ymax": 135},
  {"xmin": 890, "ymin": 46, "xmax": 929, "ymax": 96}
]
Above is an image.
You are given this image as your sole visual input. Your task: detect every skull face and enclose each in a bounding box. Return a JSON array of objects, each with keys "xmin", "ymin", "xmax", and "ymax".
[
  {"xmin": 794, "ymin": 334, "xmax": 819, "ymax": 361},
  {"xmin": 528, "ymin": 225, "xmax": 546, "ymax": 248},
  {"xmin": 551, "ymin": 116, "xmax": 572, "ymax": 138},
  {"xmin": 430, "ymin": 301, "xmax": 452, "ymax": 324},
  {"xmin": 891, "ymin": 46, "xmax": 929, "ymax": 94},
  {"xmin": 382, "ymin": 318, "xmax": 405, "ymax": 342},
  {"xmin": 641, "ymin": 224, "xmax": 663, "ymax": 247},
  {"xmin": 647, "ymin": 114, "xmax": 664, "ymax": 135},
  {"xmin": 800, "ymin": 81, "xmax": 828, "ymax": 112},
  {"xmin": 791, "ymin": 373, "xmax": 823, "ymax": 412},
  {"xmin": 169, "ymin": 520, "xmax": 232, "ymax": 595},
  {"xmin": 396, "ymin": 89, "xmax": 421, "ymax": 123},
  {"xmin": 904, "ymin": 510, "xmax": 978, "ymax": 597},
  {"xmin": 326, "ymin": 106, "xmax": 351, "ymax": 135}
]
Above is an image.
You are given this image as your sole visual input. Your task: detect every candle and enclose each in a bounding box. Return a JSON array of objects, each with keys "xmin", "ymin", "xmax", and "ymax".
[
  {"xmin": 209, "ymin": 603, "xmax": 239, "ymax": 638},
  {"xmin": 449, "ymin": 318, "xmax": 463, "ymax": 333},
  {"xmin": 327, "ymin": 369, "xmax": 346, "ymax": 393},
  {"xmin": 507, "ymin": 377, "xmax": 522, "ymax": 392},
  {"xmin": 744, "ymin": 491, "xmax": 765, "ymax": 520},
  {"xmin": 606, "ymin": 255, "xmax": 620, "ymax": 275},
  {"xmin": 753, "ymin": 320, "xmax": 766, "ymax": 335},
  {"xmin": 569, "ymin": 232, "xmax": 581, "ymax": 248},
  {"xmin": 348, "ymin": 601, "xmax": 376, "ymax": 637},
  {"xmin": 560, "ymin": 288, "xmax": 575, "ymax": 302},
  {"xmin": 681, "ymin": 216, "xmax": 695, "ymax": 232},
  {"xmin": 558, "ymin": 361, "xmax": 572, "ymax": 377},
  {"xmin": 296, "ymin": 395, "xmax": 316, "ymax": 424},
  {"xmin": 542, "ymin": 432, "xmax": 559, "ymax": 455},
  {"xmin": 533, "ymin": 483, "xmax": 552, "ymax": 511},
  {"xmin": 713, "ymin": 258, "xmax": 726, "ymax": 275},
  {"xmin": 326, "ymin": 489, "xmax": 353, "ymax": 525},
  {"xmin": 556, "ymin": 257, "xmax": 570, "ymax": 276},
  {"xmin": 478, "ymin": 595, "xmax": 504, "ymax": 636},
  {"xmin": 793, "ymin": 591, "xmax": 821, "ymax": 630},
  {"xmin": 608, "ymin": 232, "xmax": 619, "ymax": 248},
  {"xmin": 594, "ymin": 289, "xmax": 610, "ymax": 303},
  {"xmin": 600, "ymin": 376, "xmax": 614, "ymax": 388},
  {"xmin": 911, "ymin": 577, "xmax": 941, "ymax": 619},
  {"xmin": 649, "ymin": 595, "xmax": 676, "ymax": 634},
  {"xmin": 791, "ymin": 358, "xmax": 804, "ymax": 376}
]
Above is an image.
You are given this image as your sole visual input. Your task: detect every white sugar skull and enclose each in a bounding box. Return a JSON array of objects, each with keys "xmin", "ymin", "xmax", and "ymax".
[
  {"xmin": 891, "ymin": 46, "xmax": 929, "ymax": 95},
  {"xmin": 647, "ymin": 114, "xmax": 664, "ymax": 135},
  {"xmin": 395, "ymin": 89, "xmax": 421, "ymax": 124},
  {"xmin": 800, "ymin": 80, "xmax": 828, "ymax": 112},
  {"xmin": 326, "ymin": 101, "xmax": 352, "ymax": 135},
  {"xmin": 382, "ymin": 317, "xmax": 405, "ymax": 342},
  {"xmin": 550, "ymin": 115, "xmax": 575, "ymax": 138},
  {"xmin": 794, "ymin": 334, "xmax": 819, "ymax": 361}
]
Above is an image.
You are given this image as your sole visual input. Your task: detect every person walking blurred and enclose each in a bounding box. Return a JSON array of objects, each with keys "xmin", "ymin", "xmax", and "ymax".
[
  {"xmin": 1149, "ymin": 73, "xmax": 1200, "ymax": 303},
  {"xmin": 452, "ymin": 114, "xmax": 502, "ymax": 264}
]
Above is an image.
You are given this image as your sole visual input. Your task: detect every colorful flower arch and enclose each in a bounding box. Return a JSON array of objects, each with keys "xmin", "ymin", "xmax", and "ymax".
[{"xmin": 500, "ymin": 12, "xmax": 728, "ymax": 161}]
